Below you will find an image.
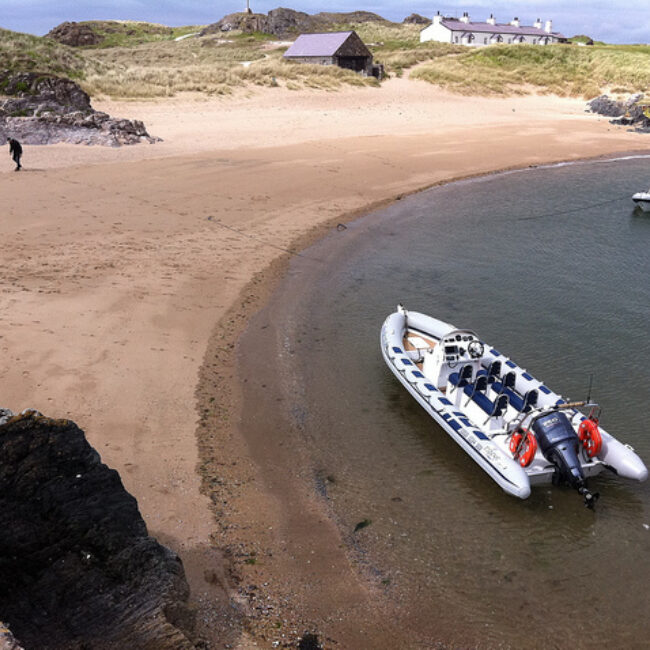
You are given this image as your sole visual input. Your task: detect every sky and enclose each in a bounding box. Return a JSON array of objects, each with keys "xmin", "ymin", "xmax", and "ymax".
[{"xmin": 1, "ymin": 1, "xmax": 648, "ymax": 44}]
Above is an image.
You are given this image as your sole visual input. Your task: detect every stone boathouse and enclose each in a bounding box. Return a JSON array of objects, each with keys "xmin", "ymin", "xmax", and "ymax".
[{"xmin": 283, "ymin": 30, "xmax": 380, "ymax": 77}]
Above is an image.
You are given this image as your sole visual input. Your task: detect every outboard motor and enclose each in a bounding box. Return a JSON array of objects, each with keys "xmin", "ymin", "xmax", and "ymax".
[{"xmin": 532, "ymin": 411, "xmax": 599, "ymax": 508}]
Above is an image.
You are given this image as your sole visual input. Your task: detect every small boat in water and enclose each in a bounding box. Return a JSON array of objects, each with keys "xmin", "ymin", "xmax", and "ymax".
[
  {"xmin": 381, "ymin": 305, "xmax": 648, "ymax": 507},
  {"xmin": 632, "ymin": 190, "xmax": 650, "ymax": 211}
]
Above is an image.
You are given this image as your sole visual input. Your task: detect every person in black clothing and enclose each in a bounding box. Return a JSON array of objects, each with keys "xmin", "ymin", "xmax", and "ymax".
[{"xmin": 7, "ymin": 137, "xmax": 22, "ymax": 171}]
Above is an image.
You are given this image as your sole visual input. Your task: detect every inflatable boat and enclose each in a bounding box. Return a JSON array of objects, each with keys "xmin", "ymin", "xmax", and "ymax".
[
  {"xmin": 632, "ymin": 190, "xmax": 650, "ymax": 212},
  {"xmin": 381, "ymin": 305, "xmax": 647, "ymax": 506}
]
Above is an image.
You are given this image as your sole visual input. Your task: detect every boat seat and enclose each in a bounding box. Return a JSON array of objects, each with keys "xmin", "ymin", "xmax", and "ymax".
[
  {"xmin": 492, "ymin": 371, "xmax": 515, "ymax": 393},
  {"xmin": 467, "ymin": 389, "xmax": 493, "ymax": 415},
  {"xmin": 463, "ymin": 375, "xmax": 489, "ymax": 408},
  {"xmin": 477, "ymin": 360, "xmax": 501, "ymax": 384},
  {"xmin": 500, "ymin": 387, "xmax": 538, "ymax": 413},
  {"xmin": 491, "ymin": 394, "xmax": 509, "ymax": 418},
  {"xmin": 479, "ymin": 360, "xmax": 502, "ymax": 379},
  {"xmin": 449, "ymin": 364, "xmax": 473, "ymax": 389},
  {"xmin": 463, "ymin": 376, "xmax": 508, "ymax": 417}
]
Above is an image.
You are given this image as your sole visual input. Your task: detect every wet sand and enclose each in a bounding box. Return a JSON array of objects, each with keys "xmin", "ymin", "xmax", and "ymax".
[{"xmin": 1, "ymin": 80, "xmax": 649, "ymax": 647}]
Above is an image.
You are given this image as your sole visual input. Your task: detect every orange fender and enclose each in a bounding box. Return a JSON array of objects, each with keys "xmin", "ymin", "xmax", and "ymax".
[
  {"xmin": 509, "ymin": 429, "xmax": 538, "ymax": 467},
  {"xmin": 578, "ymin": 418, "xmax": 603, "ymax": 458}
]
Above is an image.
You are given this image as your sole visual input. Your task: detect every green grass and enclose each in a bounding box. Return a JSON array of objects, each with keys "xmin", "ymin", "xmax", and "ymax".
[
  {"xmin": 3, "ymin": 22, "xmax": 649, "ymax": 100},
  {"xmin": 568, "ymin": 34, "xmax": 606, "ymax": 46},
  {"xmin": 53, "ymin": 20, "xmax": 206, "ymax": 49},
  {"xmin": 0, "ymin": 28, "xmax": 93, "ymax": 78},
  {"xmin": 411, "ymin": 43, "xmax": 650, "ymax": 97},
  {"xmin": 351, "ymin": 22, "xmax": 465, "ymax": 75},
  {"xmin": 80, "ymin": 33, "xmax": 378, "ymax": 98}
]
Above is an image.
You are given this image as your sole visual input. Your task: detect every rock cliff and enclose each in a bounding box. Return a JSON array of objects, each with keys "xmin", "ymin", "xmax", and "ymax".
[
  {"xmin": 0, "ymin": 409, "xmax": 196, "ymax": 650},
  {"xmin": 0, "ymin": 71, "xmax": 158, "ymax": 146}
]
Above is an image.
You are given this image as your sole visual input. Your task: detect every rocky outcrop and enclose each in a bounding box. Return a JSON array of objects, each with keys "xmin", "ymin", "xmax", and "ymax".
[
  {"xmin": 587, "ymin": 94, "xmax": 636, "ymax": 117},
  {"xmin": 203, "ymin": 12, "xmax": 270, "ymax": 35},
  {"xmin": 588, "ymin": 93, "xmax": 650, "ymax": 132},
  {"xmin": 403, "ymin": 13, "xmax": 431, "ymax": 25},
  {"xmin": 0, "ymin": 409, "xmax": 196, "ymax": 650},
  {"xmin": 46, "ymin": 21, "xmax": 174, "ymax": 48},
  {"xmin": 45, "ymin": 22, "xmax": 103, "ymax": 47},
  {"xmin": 201, "ymin": 8, "xmax": 387, "ymax": 37},
  {"xmin": 0, "ymin": 71, "xmax": 159, "ymax": 146}
]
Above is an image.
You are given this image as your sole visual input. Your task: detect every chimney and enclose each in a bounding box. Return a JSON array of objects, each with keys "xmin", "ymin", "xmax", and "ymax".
[
  {"xmin": 534, "ymin": 17, "xmax": 542, "ymax": 29},
  {"xmin": 510, "ymin": 17, "xmax": 520, "ymax": 28},
  {"xmin": 487, "ymin": 13, "xmax": 496, "ymax": 26},
  {"xmin": 433, "ymin": 10, "xmax": 441, "ymax": 25},
  {"xmin": 460, "ymin": 11, "xmax": 470, "ymax": 24},
  {"xmin": 544, "ymin": 19, "xmax": 553, "ymax": 33}
]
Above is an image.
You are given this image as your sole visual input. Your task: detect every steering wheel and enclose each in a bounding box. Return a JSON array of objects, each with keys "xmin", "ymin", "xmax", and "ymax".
[{"xmin": 468, "ymin": 340, "xmax": 485, "ymax": 359}]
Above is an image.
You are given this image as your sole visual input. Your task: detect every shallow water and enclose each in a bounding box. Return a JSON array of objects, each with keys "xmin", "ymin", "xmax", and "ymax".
[{"xmin": 240, "ymin": 156, "xmax": 650, "ymax": 647}]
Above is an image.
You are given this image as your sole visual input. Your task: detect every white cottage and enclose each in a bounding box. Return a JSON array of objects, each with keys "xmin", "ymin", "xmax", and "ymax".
[{"xmin": 420, "ymin": 11, "xmax": 566, "ymax": 46}]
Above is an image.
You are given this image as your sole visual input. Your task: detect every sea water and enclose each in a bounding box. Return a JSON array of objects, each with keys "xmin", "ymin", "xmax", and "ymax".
[{"xmin": 240, "ymin": 156, "xmax": 650, "ymax": 647}]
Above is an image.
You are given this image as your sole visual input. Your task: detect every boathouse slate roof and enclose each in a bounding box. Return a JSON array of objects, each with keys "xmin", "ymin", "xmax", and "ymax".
[
  {"xmin": 284, "ymin": 31, "xmax": 354, "ymax": 57},
  {"xmin": 441, "ymin": 19, "xmax": 565, "ymax": 39}
]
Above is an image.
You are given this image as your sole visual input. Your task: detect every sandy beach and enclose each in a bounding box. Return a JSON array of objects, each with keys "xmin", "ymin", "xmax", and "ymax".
[{"xmin": 1, "ymin": 77, "xmax": 648, "ymax": 647}]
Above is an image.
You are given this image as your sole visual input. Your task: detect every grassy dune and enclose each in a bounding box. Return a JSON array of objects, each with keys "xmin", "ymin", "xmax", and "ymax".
[
  {"xmin": 2, "ymin": 21, "xmax": 649, "ymax": 100},
  {"xmin": 0, "ymin": 28, "xmax": 91, "ymax": 78},
  {"xmin": 63, "ymin": 20, "xmax": 205, "ymax": 49},
  {"xmin": 81, "ymin": 33, "xmax": 378, "ymax": 98},
  {"xmin": 354, "ymin": 22, "xmax": 465, "ymax": 74},
  {"xmin": 79, "ymin": 22, "xmax": 461, "ymax": 98},
  {"xmin": 411, "ymin": 43, "xmax": 650, "ymax": 97}
]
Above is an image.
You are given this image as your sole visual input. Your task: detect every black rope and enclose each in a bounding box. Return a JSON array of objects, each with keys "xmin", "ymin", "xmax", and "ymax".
[{"xmin": 516, "ymin": 194, "xmax": 633, "ymax": 221}]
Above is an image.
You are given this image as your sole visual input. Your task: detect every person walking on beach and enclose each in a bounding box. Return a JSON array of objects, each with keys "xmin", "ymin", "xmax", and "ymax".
[{"xmin": 7, "ymin": 137, "xmax": 22, "ymax": 171}]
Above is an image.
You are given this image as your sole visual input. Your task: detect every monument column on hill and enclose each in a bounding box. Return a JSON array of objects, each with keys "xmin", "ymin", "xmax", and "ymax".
[{"xmin": 246, "ymin": 1, "xmax": 252, "ymax": 14}]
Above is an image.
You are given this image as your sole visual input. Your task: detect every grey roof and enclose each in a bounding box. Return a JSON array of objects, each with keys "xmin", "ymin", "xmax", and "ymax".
[
  {"xmin": 284, "ymin": 31, "xmax": 354, "ymax": 57},
  {"xmin": 441, "ymin": 19, "xmax": 565, "ymax": 39}
]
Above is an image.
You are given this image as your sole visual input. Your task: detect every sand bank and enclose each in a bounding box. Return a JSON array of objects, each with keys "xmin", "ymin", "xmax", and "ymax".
[{"xmin": 1, "ymin": 79, "xmax": 648, "ymax": 646}]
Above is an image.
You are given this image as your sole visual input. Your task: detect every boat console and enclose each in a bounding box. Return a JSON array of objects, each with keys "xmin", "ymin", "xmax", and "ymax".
[{"xmin": 422, "ymin": 329, "xmax": 485, "ymax": 387}]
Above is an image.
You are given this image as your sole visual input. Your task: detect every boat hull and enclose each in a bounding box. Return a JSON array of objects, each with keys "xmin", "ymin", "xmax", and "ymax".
[{"xmin": 632, "ymin": 193, "xmax": 650, "ymax": 212}]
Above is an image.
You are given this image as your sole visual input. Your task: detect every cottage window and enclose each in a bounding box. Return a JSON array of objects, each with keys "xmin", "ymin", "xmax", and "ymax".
[
  {"xmin": 533, "ymin": 38, "xmax": 537, "ymax": 44},
  {"xmin": 484, "ymin": 37, "xmax": 487, "ymax": 44},
  {"xmin": 455, "ymin": 36, "xmax": 459, "ymax": 43},
  {"xmin": 508, "ymin": 38, "xmax": 512, "ymax": 43}
]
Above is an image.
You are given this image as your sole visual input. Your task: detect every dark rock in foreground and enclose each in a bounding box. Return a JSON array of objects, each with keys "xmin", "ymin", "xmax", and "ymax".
[
  {"xmin": 587, "ymin": 93, "xmax": 650, "ymax": 132},
  {"xmin": 0, "ymin": 71, "xmax": 159, "ymax": 146},
  {"xmin": 0, "ymin": 409, "xmax": 196, "ymax": 650}
]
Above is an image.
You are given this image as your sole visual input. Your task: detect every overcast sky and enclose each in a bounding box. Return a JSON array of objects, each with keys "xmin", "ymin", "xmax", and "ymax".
[{"xmin": 1, "ymin": 1, "xmax": 647, "ymax": 44}]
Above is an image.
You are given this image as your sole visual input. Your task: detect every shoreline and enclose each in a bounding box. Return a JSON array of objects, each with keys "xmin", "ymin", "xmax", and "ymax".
[
  {"xmin": 195, "ymin": 147, "xmax": 650, "ymax": 647},
  {"xmin": 1, "ymin": 84, "xmax": 649, "ymax": 647}
]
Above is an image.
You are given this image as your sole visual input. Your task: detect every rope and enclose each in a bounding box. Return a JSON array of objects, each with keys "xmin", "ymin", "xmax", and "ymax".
[{"xmin": 516, "ymin": 194, "xmax": 632, "ymax": 221}]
